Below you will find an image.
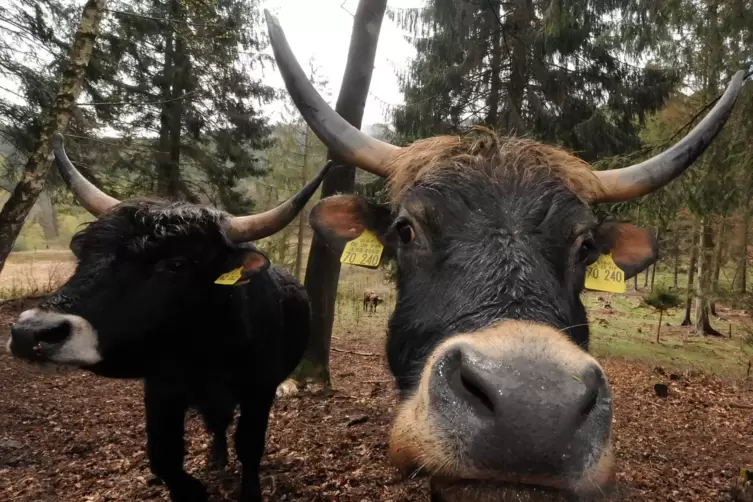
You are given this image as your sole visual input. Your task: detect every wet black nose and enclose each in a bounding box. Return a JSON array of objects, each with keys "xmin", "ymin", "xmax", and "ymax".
[
  {"xmin": 429, "ymin": 343, "xmax": 611, "ymax": 474},
  {"xmin": 9, "ymin": 315, "xmax": 72, "ymax": 359}
]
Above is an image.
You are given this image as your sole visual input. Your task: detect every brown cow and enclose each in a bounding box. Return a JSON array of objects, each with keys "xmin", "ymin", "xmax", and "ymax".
[
  {"xmin": 363, "ymin": 290, "xmax": 381, "ymax": 312},
  {"xmin": 265, "ymin": 10, "xmax": 745, "ymax": 502}
]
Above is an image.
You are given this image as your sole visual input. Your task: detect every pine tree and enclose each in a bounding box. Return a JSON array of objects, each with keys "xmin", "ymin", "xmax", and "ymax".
[
  {"xmin": 91, "ymin": 0, "xmax": 274, "ymax": 213},
  {"xmin": 388, "ymin": 0, "xmax": 680, "ymax": 161},
  {"xmin": 638, "ymin": 0, "xmax": 753, "ymax": 335}
]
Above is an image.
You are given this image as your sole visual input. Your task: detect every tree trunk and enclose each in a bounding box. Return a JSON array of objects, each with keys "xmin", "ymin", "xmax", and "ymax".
[
  {"xmin": 0, "ymin": 0, "xmax": 107, "ymax": 275},
  {"xmin": 656, "ymin": 309, "xmax": 663, "ymax": 344},
  {"xmin": 681, "ymin": 220, "xmax": 699, "ymax": 326},
  {"xmin": 710, "ymin": 216, "xmax": 726, "ymax": 316},
  {"xmin": 673, "ymin": 231, "xmax": 680, "ymax": 289},
  {"xmin": 733, "ymin": 200, "xmax": 750, "ymax": 294},
  {"xmin": 695, "ymin": 217, "xmax": 722, "ymax": 336},
  {"xmin": 156, "ymin": 0, "xmax": 183, "ymax": 198},
  {"xmin": 0, "ymin": 182, "xmax": 58, "ymax": 247},
  {"xmin": 649, "ymin": 262, "xmax": 656, "ymax": 291},
  {"xmin": 297, "ymin": 0, "xmax": 388, "ymax": 387},
  {"xmin": 505, "ymin": 0, "xmax": 529, "ymax": 133},
  {"xmin": 34, "ymin": 190, "xmax": 59, "ymax": 246},
  {"xmin": 294, "ymin": 128, "xmax": 311, "ymax": 282},
  {"xmin": 485, "ymin": 2, "xmax": 501, "ymax": 126},
  {"xmin": 650, "ymin": 227, "xmax": 661, "ymax": 291}
]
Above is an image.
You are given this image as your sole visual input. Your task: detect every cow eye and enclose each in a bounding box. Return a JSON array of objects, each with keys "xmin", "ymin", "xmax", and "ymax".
[
  {"xmin": 578, "ymin": 238, "xmax": 597, "ymax": 264},
  {"xmin": 396, "ymin": 221, "xmax": 415, "ymax": 244},
  {"xmin": 164, "ymin": 258, "xmax": 186, "ymax": 272}
]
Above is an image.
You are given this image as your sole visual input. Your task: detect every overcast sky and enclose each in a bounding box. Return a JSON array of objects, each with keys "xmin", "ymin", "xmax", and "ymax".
[
  {"xmin": 259, "ymin": 0, "xmax": 420, "ymax": 126},
  {"xmin": 0, "ymin": 0, "xmax": 422, "ymax": 133}
]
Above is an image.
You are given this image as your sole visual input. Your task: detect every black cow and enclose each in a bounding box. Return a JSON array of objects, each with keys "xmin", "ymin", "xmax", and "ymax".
[
  {"xmin": 7, "ymin": 135, "xmax": 331, "ymax": 502},
  {"xmin": 265, "ymin": 11, "xmax": 745, "ymax": 501}
]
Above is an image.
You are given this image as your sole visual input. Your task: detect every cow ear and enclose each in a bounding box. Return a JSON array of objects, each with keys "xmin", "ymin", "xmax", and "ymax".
[
  {"xmin": 596, "ymin": 222, "xmax": 658, "ymax": 279},
  {"xmin": 309, "ymin": 194, "xmax": 394, "ymax": 254},
  {"xmin": 240, "ymin": 250, "xmax": 269, "ymax": 274}
]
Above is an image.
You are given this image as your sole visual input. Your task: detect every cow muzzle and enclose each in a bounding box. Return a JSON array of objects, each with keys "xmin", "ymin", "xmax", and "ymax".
[
  {"xmin": 7, "ymin": 308, "xmax": 102, "ymax": 366},
  {"xmin": 388, "ymin": 321, "xmax": 614, "ymax": 500}
]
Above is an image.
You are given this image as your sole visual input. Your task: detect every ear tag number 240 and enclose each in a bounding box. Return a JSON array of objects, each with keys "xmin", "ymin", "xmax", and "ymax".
[
  {"xmin": 584, "ymin": 254, "xmax": 626, "ymax": 294},
  {"xmin": 340, "ymin": 229, "xmax": 384, "ymax": 269}
]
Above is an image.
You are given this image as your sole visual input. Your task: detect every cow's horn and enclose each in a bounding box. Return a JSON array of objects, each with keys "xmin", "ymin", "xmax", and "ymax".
[
  {"xmin": 226, "ymin": 160, "xmax": 332, "ymax": 242},
  {"xmin": 264, "ymin": 10, "xmax": 400, "ymax": 178},
  {"xmin": 593, "ymin": 70, "xmax": 745, "ymax": 203},
  {"xmin": 53, "ymin": 133, "xmax": 120, "ymax": 216}
]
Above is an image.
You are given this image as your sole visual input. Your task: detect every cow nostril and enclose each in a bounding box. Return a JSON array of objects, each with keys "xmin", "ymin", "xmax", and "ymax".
[
  {"xmin": 579, "ymin": 387, "xmax": 599, "ymax": 417},
  {"xmin": 577, "ymin": 365, "xmax": 605, "ymax": 418},
  {"xmin": 458, "ymin": 369, "xmax": 495, "ymax": 416},
  {"xmin": 35, "ymin": 320, "xmax": 71, "ymax": 345}
]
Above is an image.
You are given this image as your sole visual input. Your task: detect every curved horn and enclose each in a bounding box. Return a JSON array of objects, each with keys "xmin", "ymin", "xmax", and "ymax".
[
  {"xmin": 594, "ymin": 70, "xmax": 745, "ymax": 203},
  {"xmin": 226, "ymin": 160, "xmax": 333, "ymax": 242},
  {"xmin": 53, "ymin": 133, "xmax": 120, "ymax": 216},
  {"xmin": 264, "ymin": 10, "xmax": 400, "ymax": 178}
]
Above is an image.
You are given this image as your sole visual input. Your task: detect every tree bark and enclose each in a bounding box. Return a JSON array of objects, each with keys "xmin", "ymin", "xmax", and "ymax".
[
  {"xmin": 0, "ymin": 0, "xmax": 107, "ymax": 274},
  {"xmin": 650, "ymin": 228, "xmax": 661, "ymax": 291},
  {"xmin": 681, "ymin": 220, "xmax": 699, "ymax": 326},
  {"xmin": 710, "ymin": 216, "xmax": 725, "ymax": 316},
  {"xmin": 294, "ymin": 128, "xmax": 311, "ymax": 282},
  {"xmin": 0, "ymin": 182, "xmax": 58, "ymax": 247},
  {"xmin": 34, "ymin": 190, "xmax": 59, "ymax": 246},
  {"xmin": 673, "ymin": 229, "xmax": 680, "ymax": 289},
  {"xmin": 485, "ymin": 2, "xmax": 501, "ymax": 126},
  {"xmin": 505, "ymin": 0, "xmax": 529, "ymax": 133},
  {"xmin": 156, "ymin": 0, "xmax": 183, "ymax": 198},
  {"xmin": 297, "ymin": 0, "xmax": 388, "ymax": 387},
  {"xmin": 694, "ymin": 217, "xmax": 722, "ymax": 336},
  {"xmin": 733, "ymin": 200, "xmax": 750, "ymax": 294}
]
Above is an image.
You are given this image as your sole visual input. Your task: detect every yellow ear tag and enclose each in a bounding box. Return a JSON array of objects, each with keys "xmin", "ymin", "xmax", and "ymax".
[
  {"xmin": 340, "ymin": 229, "xmax": 384, "ymax": 268},
  {"xmin": 214, "ymin": 267, "xmax": 249, "ymax": 286},
  {"xmin": 584, "ymin": 253, "xmax": 626, "ymax": 293}
]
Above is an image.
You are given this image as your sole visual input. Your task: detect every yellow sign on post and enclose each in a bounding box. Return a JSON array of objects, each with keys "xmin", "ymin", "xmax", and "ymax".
[
  {"xmin": 340, "ymin": 229, "xmax": 384, "ymax": 268},
  {"xmin": 584, "ymin": 253, "xmax": 626, "ymax": 293}
]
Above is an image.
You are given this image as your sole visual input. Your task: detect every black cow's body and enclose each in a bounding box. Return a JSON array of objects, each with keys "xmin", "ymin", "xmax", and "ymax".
[
  {"xmin": 9, "ymin": 200, "xmax": 312, "ymax": 502},
  {"xmin": 132, "ymin": 260, "xmax": 310, "ymax": 502},
  {"xmin": 8, "ymin": 135, "xmax": 331, "ymax": 501}
]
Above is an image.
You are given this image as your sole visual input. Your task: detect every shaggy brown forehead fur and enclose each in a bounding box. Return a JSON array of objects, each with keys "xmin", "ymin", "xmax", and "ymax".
[{"xmin": 385, "ymin": 128, "xmax": 606, "ymax": 202}]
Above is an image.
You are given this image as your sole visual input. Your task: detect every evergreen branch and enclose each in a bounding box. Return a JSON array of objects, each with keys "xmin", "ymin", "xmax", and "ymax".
[
  {"xmin": 661, "ymin": 70, "xmax": 752, "ymax": 148},
  {"xmin": 77, "ymin": 89, "xmax": 201, "ymax": 106},
  {"xmin": 106, "ymin": 9, "xmax": 227, "ymax": 28},
  {"xmin": 62, "ymin": 133, "xmax": 169, "ymax": 155},
  {"xmin": 0, "ymin": 84, "xmax": 29, "ymax": 101},
  {"xmin": 482, "ymin": 0, "xmax": 676, "ymax": 82}
]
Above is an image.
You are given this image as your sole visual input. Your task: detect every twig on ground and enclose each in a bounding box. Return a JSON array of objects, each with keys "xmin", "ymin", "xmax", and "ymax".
[{"xmin": 331, "ymin": 347, "xmax": 380, "ymax": 357}]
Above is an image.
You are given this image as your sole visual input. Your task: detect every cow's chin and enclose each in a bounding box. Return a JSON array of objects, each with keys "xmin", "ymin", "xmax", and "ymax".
[
  {"xmin": 9, "ymin": 357, "xmax": 79, "ymax": 375},
  {"xmin": 429, "ymin": 477, "xmax": 576, "ymax": 502}
]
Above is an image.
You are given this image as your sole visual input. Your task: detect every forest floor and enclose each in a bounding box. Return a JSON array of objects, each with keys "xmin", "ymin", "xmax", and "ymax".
[{"xmin": 2, "ymin": 253, "xmax": 753, "ymax": 501}]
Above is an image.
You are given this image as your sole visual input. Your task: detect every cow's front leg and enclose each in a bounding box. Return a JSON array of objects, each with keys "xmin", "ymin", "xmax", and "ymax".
[
  {"xmin": 195, "ymin": 387, "xmax": 235, "ymax": 470},
  {"xmin": 235, "ymin": 386, "xmax": 276, "ymax": 502},
  {"xmin": 202, "ymin": 407, "xmax": 233, "ymax": 470},
  {"xmin": 144, "ymin": 379, "xmax": 207, "ymax": 502}
]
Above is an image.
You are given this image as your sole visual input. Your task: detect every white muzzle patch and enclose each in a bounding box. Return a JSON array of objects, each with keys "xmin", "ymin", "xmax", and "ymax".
[{"xmin": 15, "ymin": 308, "xmax": 103, "ymax": 366}]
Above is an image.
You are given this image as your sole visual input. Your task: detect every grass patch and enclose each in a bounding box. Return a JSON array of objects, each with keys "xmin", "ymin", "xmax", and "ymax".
[{"xmin": 584, "ymin": 291, "xmax": 753, "ymax": 378}]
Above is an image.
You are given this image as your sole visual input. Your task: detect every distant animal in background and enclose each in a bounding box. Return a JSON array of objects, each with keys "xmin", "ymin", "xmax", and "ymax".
[{"xmin": 363, "ymin": 290, "xmax": 382, "ymax": 312}]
